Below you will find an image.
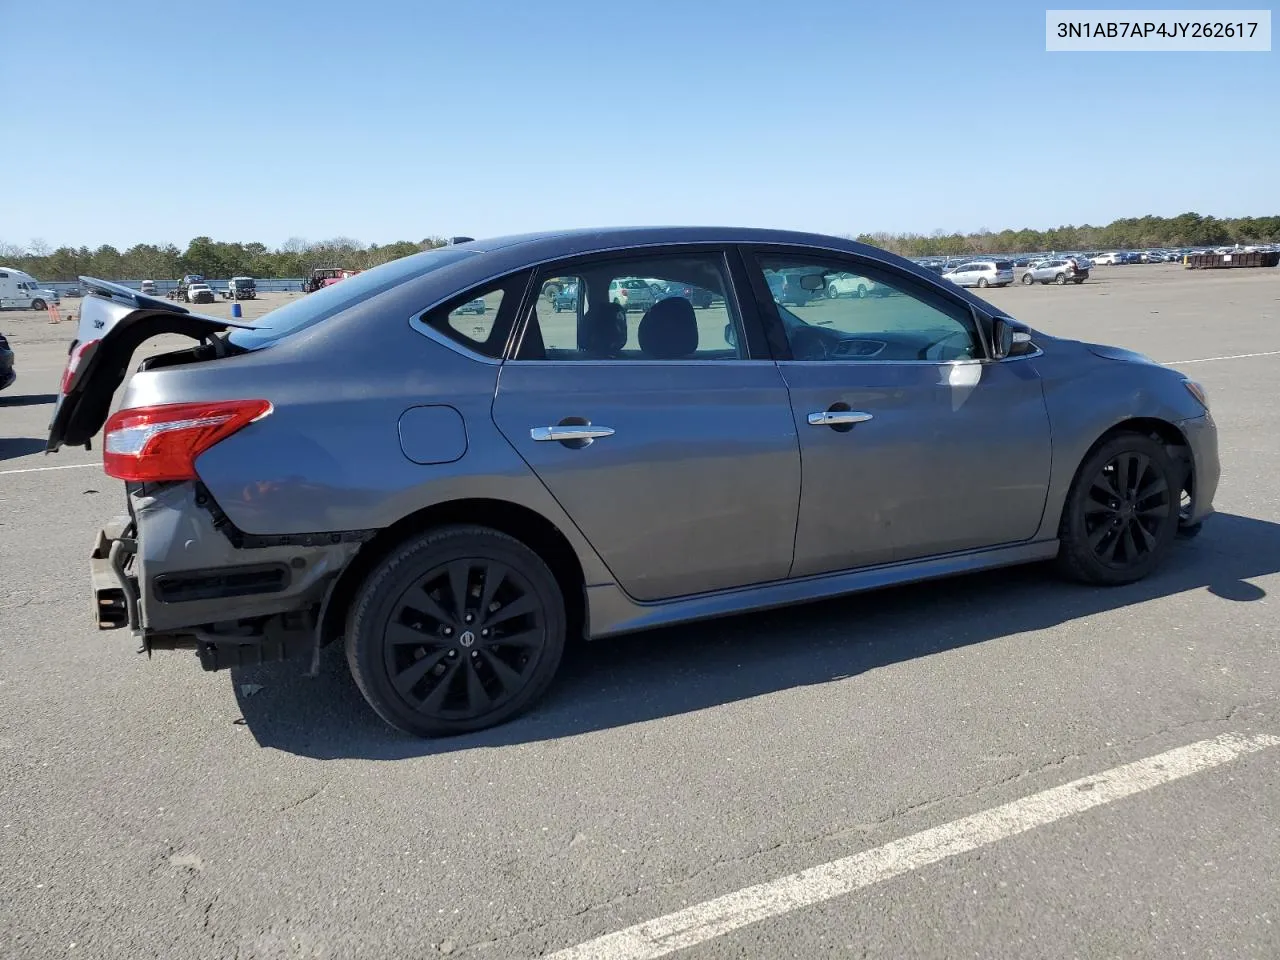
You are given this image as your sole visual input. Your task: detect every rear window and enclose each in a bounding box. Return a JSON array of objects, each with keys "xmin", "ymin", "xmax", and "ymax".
[
  {"xmin": 994, "ymin": 260, "xmax": 1013, "ymax": 270},
  {"xmin": 228, "ymin": 247, "xmax": 474, "ymax": 349}
]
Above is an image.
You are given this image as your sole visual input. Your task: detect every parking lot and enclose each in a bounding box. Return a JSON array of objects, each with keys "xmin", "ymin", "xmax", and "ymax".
[{"xmin": 2, "ymin": 263, "xmax": 1279, "ymax": 959}]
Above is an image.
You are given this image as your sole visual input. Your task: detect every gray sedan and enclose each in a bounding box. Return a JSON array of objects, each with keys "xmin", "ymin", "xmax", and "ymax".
[{"xmin": 47, "ymin": 227, "xmax": 1218, "ymax": 737}]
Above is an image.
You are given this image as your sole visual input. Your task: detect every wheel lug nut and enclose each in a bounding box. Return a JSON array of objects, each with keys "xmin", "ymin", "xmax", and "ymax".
[
  {"xmin": 481, "ymin": 629, "xmax": 490, "ymax": 637},
  {"xmin": 464, "ymin": 614, "xmax": 474, "ymax": 623}
]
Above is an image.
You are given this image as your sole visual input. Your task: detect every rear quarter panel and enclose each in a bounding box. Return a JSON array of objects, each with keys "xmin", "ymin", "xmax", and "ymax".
[
  {"xmin": 121, "ymin": 283, "xmax": 617, "ymax": 587},
  {"xmin": 1032, "ymin": 336, "xmax": 1207, "ymax": 538}
]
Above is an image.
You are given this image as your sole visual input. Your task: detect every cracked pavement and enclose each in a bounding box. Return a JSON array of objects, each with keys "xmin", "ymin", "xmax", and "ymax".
[{"xmin": 2, "ymin": 266, "xmax": 1279, "ymax": 959}]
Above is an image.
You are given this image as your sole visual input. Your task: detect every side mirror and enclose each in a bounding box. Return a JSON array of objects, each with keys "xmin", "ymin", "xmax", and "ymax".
[{"xmin": 992, "ymin": 316, "xmax": 1032, "ymax": 359}]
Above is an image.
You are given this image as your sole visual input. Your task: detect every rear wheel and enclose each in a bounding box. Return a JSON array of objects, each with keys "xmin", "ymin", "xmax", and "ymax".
[
  {"xmin": 30, "ymin": 298, "xmax": 47, "ymax": 311},
  {"xmin": 1056, "ymin": 433, "xmax": 1179, "ymax": 585},
  {"xmin": 1055, "ymin": 273, "xmax": 1067, "ymax": 285},
  {"xmin": 345, "ymin": 525, "xmax": 566, "ymax": 737}
]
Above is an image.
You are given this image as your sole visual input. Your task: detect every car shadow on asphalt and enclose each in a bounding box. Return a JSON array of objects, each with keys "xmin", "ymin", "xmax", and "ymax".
[
  {"xmin": 0, "ymin": 393, "xmax": 58, "ymax": 408},
  {"xmin": 0, "ymin": 437, "xmax": 48, "ymax": 461},
  {"xmin": 231, "ymin": 511, "xmax": 1280, "ymax": 761}
]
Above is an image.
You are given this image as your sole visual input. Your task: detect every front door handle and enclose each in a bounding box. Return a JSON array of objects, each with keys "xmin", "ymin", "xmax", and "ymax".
[
  {"xmin": 807, "ymin": 411, "xmax": 873, "ymax": 426},
  {"xmin": 531, "ymin": 425, "xmax": 615, "ymax": 442}
]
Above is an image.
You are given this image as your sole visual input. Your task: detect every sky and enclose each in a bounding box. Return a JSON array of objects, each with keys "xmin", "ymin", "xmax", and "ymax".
[{"xmin": 3, "ymin": 0, "xmax": 1276, "ymax": 250}]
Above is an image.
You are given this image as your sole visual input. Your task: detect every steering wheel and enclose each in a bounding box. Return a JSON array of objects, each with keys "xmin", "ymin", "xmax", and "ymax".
[
  {"xmin": 788, "ymin": 325, "xmax": 830, "ymax": 361},
  {"xmin": 922, "ymin": 330, "xmax": 975, "ymax": 362}
]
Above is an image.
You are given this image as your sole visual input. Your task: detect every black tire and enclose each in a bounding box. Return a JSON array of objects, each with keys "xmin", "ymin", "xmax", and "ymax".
[
  {"xmin": 345, "ymin": 525, "xmax": 566, "ymax": 737},
  {"xmin": 1056, "ymin": 433, "xmax": 1179, "ymax": 585},
  {"xmin": 30, "ymin": 298, "xmax": 47, "ymax": 311},
  {"xmin": 977, "ymin": 278, "xmax": 988, "ymax": 288},
  {"xmin": 856, "ymin": 284, "xmax": 868, "ymax": 298},
  {"xmin": 1055, "ymin": 273, "xmax": 1067, "ymax": 285},
  {"xmin": 1022, "ymin": 273, "xmax": 1034, "ymax": 285},
  {"xmin": 1073, "ymin": 277, "xmax": 1084, "ymax": 284}
]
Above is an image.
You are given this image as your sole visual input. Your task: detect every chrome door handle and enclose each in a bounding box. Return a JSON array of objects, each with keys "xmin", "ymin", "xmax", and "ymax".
[
  {"xmin": 807, "ymin": 411, "xmax": 873, "ymax": 426},
  {"xmin": 531, "ymin": 425, "xmax": 616, "ymax": 442}
]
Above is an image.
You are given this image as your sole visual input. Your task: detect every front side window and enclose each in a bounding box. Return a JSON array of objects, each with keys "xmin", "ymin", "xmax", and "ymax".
[
  {"xmin": 516, "ymin": 252, "xmax": 745, "ymax": 361},
  {"xmin": 756, "ymin": 256, "xmax": 982, "ymax": 363}
]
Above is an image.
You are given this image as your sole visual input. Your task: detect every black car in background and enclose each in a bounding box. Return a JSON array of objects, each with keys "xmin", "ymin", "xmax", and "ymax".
[{"xmin": 0, "ymin": 332, "xmax": 15, "ymax": 392}]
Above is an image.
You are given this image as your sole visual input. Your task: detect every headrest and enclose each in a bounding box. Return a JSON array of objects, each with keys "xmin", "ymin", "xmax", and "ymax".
[
  {"xmin": 638, "ymin": 297, "xmax": 698, "ymax": 359},
  {"xmin": 580, "ymin": 300, "xmax": 627, "ymax": 357}
]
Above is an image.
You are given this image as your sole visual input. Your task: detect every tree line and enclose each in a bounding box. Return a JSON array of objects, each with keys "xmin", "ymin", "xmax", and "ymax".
[
  {"xmin": 0, "ymin": 236, "xmax": 451, "ymax": 282},
  {"xmin": 854, "ymin": 212, "xmax": 1280, "ymax": 258},
  {"xmin": 3, "ymin": 212, "xmax": 1278, "ymax": 281}
]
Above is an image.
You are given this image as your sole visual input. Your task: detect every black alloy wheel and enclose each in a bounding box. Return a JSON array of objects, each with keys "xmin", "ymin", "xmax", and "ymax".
[
  {"xmin": 346, "ymin": 526, "xmax": 565, "ymax": 737},
  {"xmin": 1057, "ymin": 433, "xmax": 1179, "ymax": 584}
]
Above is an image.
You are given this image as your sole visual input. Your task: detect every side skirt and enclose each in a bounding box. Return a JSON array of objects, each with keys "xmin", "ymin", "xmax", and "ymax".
[{"xmin": 587, "ymin": 540, "xmax": 1062, "ymax": 638}]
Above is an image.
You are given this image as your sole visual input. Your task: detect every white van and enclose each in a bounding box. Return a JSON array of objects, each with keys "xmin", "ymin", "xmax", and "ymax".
[{"xmin": 0, "ymin": 267, "xmax": 60, "ymax": 310}]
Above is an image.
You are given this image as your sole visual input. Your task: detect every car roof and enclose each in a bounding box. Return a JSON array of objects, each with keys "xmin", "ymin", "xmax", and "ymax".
[{"xmin": 449, "ymin": 226, "xmax": 880, "ymax": 258}]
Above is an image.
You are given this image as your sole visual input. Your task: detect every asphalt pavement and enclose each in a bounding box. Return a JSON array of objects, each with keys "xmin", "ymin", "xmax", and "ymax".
[{"xmin": 1, "ymin": 264, "xmax": 1278, "ymax": 959}]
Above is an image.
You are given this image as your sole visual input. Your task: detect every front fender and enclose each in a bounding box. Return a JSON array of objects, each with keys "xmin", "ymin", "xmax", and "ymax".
[{"xmin": 1035, "ymin": 339, "xmax": 1208, "ymax": 538}]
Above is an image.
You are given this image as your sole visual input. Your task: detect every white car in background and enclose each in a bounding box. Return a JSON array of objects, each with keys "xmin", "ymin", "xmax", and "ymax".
[
  {"xmin": 941, "ymin": 259, "xmax": 1015, "ymax": 288},
  {"xmin": 824, "ymin": 272, "xmax": 880, "ymax": 299},
  {"xmin": 1093, "ymin": 252, "xmax": 1122, "ymax": 265},
  {"xmin": 186, "ymin": 282, "xmax": 216, "ymax": 304}
]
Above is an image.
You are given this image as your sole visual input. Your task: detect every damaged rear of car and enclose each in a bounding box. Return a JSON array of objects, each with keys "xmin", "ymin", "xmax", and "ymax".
[{"xmin": 48, "ymin": 255, "xmax": 478, "ymax": 673}]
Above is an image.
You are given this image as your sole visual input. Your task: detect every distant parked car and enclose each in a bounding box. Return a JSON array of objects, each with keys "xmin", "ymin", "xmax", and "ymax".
[
  {"xmin": 942, "ymin": 259, "xmax": 1015, "ymax": 288},
  {"xmin": 0, "ymin": 331, "xmax": 14, "ymax": 392},
  {"xmin": 1022, "ymin": 258, "xmax": 1088, "ymax": 285},
  {"xmin": 140, "ymin": 280, "xmax": 157, "ymax": 296},
  {"xmin": 654, "ymin": 279, "xmax": 714, "ymax": 308},
  {"xmin": 186, "ymin": 283, "xmax": 216, "ymax": 304},
  {"xmin": 551, "ymin": 283, "xmax": 579, "ymax": 312},
  {"xmin": 824, "ymin": 272, "xmax": 880, "ymax": 299},
  {"xmin": 767, "ymin": 271, "xmax": 819, "ymax": 306},
  {"xmin": 455, "ymin": 296, "xmax": 487, "ymax": 315},
  {"xmin": 609, "ymin": 277, "xmax": 658, "ymax": 313}
]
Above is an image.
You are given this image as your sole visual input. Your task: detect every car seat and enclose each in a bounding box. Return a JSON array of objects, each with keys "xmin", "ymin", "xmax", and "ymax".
[
  {"xmin": 578, "ymin": 301, "xmax": 627, "ymax": 358},
  {"xmin": 638, "ymin": 297, "xmax": 699, "ymax": 359}
]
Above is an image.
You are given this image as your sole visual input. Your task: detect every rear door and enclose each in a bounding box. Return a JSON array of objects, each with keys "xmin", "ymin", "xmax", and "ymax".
[
  {"xmin": 743, "ymin": 248, "xmax": 1053, "ymax": 576},
  {"xmin": 46, "ymin": 277, "xmax": 252, "ymax": 451},
  {"xmin": 492, "ymin": 248, "xmax": 801, "ymax": 602}
]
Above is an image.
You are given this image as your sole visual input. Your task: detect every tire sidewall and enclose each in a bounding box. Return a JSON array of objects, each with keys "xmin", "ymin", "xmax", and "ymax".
[
  {"xmin": 346, "ymin": 526, "xmax": 566, "ymax": 737},
  {"xmin": 1060, "ymin": 434, "xmax": 1179, "ymax": 584}
]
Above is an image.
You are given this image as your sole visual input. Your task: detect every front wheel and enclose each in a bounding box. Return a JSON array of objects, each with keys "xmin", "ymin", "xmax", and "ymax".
[
  {"xmin": 1073, "ymin": 277, "xmax": 1085, "ymax": 284},
  {"xmin": 1056, "ymin": 433, "xmax": 1179, "ymax": 585},
  {"xmin": 30, "ymin": 298, "xmax": 47, "ymax": 311},
  {"xmin": 826, "ymin": 283, "xmax": 840, "ymax": 299},
  {"xmin": 1022, "ymin": 273, "xmax": 1034, "ymax": 285},
  {"xmin": 976, "ymin": 278, "xmax": 988, "ymax": 288},
  {"xmin": 345, "ymin": 525, "xmax": 566, "ymax": 737}
]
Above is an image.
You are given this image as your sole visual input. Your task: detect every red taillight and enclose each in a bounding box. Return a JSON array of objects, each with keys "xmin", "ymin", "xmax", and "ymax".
[
  {"xmin": 62, "ymin": 338, "xmax": 100, "ymax": 393},
  {"xmin": 102, "ymin": 399, "xmax": 272, "ymax": 482}
]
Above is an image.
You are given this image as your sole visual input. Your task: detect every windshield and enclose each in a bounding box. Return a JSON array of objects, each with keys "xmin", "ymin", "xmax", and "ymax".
[{"xmin": 228, "ymin": 246, "xmax": 475, "ymax": 349}]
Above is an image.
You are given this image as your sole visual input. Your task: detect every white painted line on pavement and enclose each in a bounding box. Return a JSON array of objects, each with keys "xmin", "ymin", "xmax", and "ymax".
[
  {"xmin": 1164, "ymin": 349, "xmax": 1280, "ymax": 365},
  {"xmin": 547, "ymin": 731, "xmax": 1280, "ymax": 960},
  {"xmin": 0, "ymin": 462, "xmax": 100, "ymax": 476}
]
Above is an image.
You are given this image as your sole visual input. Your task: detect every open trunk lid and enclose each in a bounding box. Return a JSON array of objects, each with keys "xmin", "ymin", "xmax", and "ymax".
[{"xmin": 47, "ymin": 276, "xmax": 255, "ymax": 452}]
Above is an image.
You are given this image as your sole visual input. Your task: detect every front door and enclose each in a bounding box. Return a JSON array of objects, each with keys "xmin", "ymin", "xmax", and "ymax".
[
  {"xmin": 492, "ymin": 248, "xmax": 801, "ymax": 602},
  {"xmin": 746, "ymin": 250, "xmax": 1053, "ymax": 577}
]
